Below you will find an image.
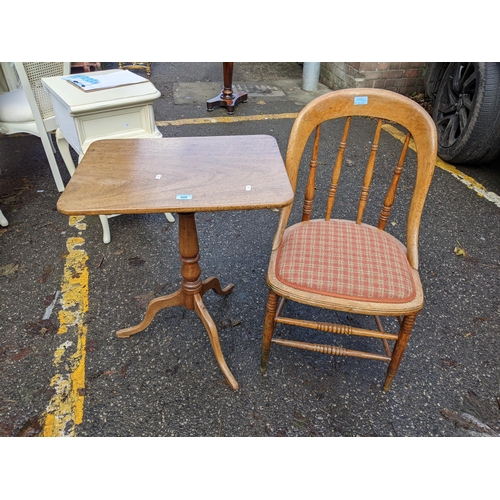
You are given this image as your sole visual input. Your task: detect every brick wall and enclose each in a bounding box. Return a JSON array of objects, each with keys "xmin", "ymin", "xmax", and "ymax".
[{"xmin": 320, "ymin": 62, "xmax": 426, "ymax": 96}]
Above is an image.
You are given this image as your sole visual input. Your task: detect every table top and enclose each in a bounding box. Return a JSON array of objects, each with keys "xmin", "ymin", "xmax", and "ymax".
[
  {"xmin": 41, "ymin": 69, "xmax": 160, "ymax": 113},
  {"xmin": 57, "ymin": 135, "xmax": 294, "ymax": 215}
]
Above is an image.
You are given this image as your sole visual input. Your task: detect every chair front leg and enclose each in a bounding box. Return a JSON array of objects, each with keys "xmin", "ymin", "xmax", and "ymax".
[
  {"xmin": 383, "ymin": 313, "xmax": 417, "ymax": 392},
  {"xmin": 261, "ymin": 289, "xmax": 279, "ymax": 373}
]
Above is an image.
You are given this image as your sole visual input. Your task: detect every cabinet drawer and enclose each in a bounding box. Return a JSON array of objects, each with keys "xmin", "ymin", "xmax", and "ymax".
[{"xmin": 78, "ymin": 105, "xmax": 155, "ymax": 144}]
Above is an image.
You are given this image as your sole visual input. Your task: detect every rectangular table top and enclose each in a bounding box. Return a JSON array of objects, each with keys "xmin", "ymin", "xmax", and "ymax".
[{"xmin": 57, "ymin": 135, "xmax": 294, "ymax": 215}]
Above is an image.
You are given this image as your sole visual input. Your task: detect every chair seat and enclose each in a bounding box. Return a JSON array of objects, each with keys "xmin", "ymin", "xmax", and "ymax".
[
  {"xmin": 0, "ymin": 88, "xmax": 34, "ymax": 122},
  {"xmin": 275, "ymin": 219, "xmax": 417, "ymax": 304}
]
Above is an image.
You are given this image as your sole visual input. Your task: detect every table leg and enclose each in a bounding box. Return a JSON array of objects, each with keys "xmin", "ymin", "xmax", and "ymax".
[
  {"xmin": 55, "ymin": 129, "xmax": 76, "ymax": 177},
  {"xmin": 116, "ymin": 289, "xmax": 184, "ymax": 338},
  {"xmin": 206, "ymin": 62, "xmax": 248, "ymax": 114},
  {"xmin": 116, "ymin": 212, "xmax": 239, "ymax": 390},
  {"xmin": 201, "ymin": 276, "xmax": 234, "ymax": 296},
  {"xmin": 193, "ymin": 294, "xmax": 239, "ymax": 390}
]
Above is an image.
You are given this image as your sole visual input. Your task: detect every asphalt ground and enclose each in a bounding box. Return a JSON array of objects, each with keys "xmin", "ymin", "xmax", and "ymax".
[{"xmin": 1, "ymin": 62, "xmax": 499, "ymax": 459}]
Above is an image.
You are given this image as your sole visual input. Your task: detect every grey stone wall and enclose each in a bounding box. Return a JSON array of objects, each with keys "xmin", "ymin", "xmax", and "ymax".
[{"xmin": 320, "ymin": 62, "xmax": 426, "ymax": 96}]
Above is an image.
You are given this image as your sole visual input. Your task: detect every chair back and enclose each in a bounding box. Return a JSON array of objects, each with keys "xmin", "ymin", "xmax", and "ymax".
[
  {"xmin": 14, "ymin": 62, "xmax": 70, "ymax": 129},
  {"xmin": 277, "ymin": 88, "xmax": 437, "ymax": 270}
]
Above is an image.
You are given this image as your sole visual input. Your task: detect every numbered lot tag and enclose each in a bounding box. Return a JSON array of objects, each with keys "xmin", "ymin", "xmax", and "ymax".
[{"xmin": 354, "ymin": 96, "xmax": 368, "ymax": 105}]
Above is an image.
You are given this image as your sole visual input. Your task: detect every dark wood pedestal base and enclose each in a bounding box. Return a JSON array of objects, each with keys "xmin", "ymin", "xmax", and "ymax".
[{"xmin": 207, "ymin": 62, "xmax": 247, "ymax": 115}]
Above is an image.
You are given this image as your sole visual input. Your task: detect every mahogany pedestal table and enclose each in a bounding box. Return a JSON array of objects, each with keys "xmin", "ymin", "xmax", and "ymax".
[
  {"xmin": 56, "ymin": 135, "xmax": 294, "ymax": 390},
  {"xmin": 206, "ymin": 62, "xmax": 248, "ymax": 114}
]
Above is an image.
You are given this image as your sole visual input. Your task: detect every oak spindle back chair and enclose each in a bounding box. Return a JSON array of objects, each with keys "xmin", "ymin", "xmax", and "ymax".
[{"xmin": 261, "ymin": 88, "xmax": 437, "ymax": 391}]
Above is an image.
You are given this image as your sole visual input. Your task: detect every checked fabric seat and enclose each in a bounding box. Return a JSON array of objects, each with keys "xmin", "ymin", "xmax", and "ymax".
[
  {"xmin": 275, "ymin": 219, "xmax": 418, "ymax": 304},
  {"xmin": 261, "ymin": 88, "xmax": 437, "ymax": 392}
]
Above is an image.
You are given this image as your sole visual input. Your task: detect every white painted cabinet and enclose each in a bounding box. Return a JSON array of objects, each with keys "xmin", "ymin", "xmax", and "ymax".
[{"xmin": 41, "ymin": 69, "xmax": 161, "ymax": 158}]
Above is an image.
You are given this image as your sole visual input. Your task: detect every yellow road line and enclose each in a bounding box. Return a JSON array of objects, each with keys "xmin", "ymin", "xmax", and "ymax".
[
  {"xmin": 43, "ymin": 217, "xmax": 89, "ymax": 437},
  {"xmin": 383, "ymin": 124, "xmax": 500, "ymax": 208},
  {"xmin": 156, "ymin": 112, "xmax": 298, "ymax": 127}
]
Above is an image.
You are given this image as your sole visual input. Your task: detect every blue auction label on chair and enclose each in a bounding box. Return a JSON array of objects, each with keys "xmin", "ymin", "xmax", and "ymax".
[
  {"xmin": 176, "ymin": 194, "xmax": 193, "ymax": 200},
  {"xmin": 354, "ymin": 96, "xmax": 368, "ymax": 105}
]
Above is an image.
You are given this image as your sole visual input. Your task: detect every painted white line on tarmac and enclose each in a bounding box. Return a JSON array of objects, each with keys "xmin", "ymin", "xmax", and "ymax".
[{"xmin": 42, "ymin": 291, "xmax": 60, "ymax": 320}]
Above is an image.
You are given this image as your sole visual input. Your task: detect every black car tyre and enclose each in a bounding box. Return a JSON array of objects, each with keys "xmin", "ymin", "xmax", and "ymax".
[
  {"xmin": 425, "ymin": 62, "xmax": 448, "ymax": 104},
  {"xmin": 433, "ymin": 62, "xmax": 500, "ymax": 164}
]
